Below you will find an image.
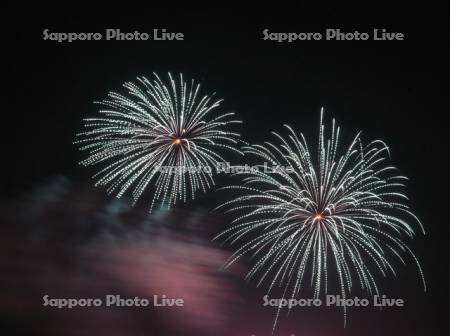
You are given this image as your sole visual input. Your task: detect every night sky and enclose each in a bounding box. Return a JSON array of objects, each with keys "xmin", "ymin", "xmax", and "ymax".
[{"xmin": 2, "ymin": 4, "xmax": 448, "ymax": 335}]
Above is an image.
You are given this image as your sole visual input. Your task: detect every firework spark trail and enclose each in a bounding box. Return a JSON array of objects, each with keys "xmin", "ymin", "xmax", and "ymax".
[
  {"xmin": 76, "ymin": 73, "xmax": 242, "ymax": 210},
  {"xmin": 216, "ymin": 108, "xmax": 425, "ymax": 329}
]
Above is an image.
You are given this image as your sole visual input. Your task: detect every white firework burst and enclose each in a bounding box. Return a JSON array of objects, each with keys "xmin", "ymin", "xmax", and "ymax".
[
  {"xmin": 216, "ymin": 108, "xmax": 425, "ymax": 326},
  {"xmin": 76, "ymin": 72, "xmax": 242, "ymax": 210}
]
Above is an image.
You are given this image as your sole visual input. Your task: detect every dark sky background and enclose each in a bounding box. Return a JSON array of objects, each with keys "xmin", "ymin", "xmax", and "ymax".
[{"xmin": 2, "ymin": 4, "xmax": 448, "ymax": 335}]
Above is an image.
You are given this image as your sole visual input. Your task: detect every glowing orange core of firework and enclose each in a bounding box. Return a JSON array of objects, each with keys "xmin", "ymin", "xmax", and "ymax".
[
  {"xmin": 314, "ymin": 213, "xmax": 324, "ymax": 221},
  {"xmin": 173, "ymin": 138, "xmax": 182, "ymax": 145}
]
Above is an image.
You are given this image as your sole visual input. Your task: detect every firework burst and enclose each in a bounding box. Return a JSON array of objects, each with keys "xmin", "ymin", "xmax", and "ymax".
[
  {"xmin": 76, "ymin": 73, "xmax": 242, "ymax": 210},
  {"xmin": 216, "ymin": 108, "xmax": 425, "ymax": 326}
]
